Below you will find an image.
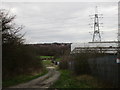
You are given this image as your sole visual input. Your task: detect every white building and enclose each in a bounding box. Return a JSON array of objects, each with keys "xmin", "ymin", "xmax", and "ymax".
[{"xmin": 71, "ymin": 41, "xmax": 118, "ymax": 54}]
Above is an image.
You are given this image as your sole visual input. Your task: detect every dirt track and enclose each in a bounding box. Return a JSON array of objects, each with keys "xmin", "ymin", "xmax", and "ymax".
[{"xmin": 9, "ymin": 67, "xmax": 60, "ymax": 89}]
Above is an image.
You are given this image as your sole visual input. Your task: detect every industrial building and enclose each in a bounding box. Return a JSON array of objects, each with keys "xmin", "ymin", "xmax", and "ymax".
[
  {"xmin": 71, "ymin": 41, "xmax": 119, "ymax": 54},
  {"xmin": 71, "ymin": 5, "xmax": 120, "ymax": 55}
]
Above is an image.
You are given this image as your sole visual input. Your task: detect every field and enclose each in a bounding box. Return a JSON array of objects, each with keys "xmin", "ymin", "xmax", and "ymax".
[{"xmin": 38, "ymin": 56, "xmax": 54, "ymax": 59}]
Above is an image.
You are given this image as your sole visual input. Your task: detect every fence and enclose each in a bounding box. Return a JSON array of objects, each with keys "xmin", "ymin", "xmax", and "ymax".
[
  {"xmin": 88, "ymin": 54, "xmax": 119, "ymax": 87},
  {"xmin": 68, "ymin": 54, "xmax": 119, "ymax": 87}
]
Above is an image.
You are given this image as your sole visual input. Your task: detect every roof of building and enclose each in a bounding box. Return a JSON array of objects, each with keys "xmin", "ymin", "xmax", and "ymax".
[{"xmin": 71, "ymin": 41, "xmax": 119, "ymax": 54}]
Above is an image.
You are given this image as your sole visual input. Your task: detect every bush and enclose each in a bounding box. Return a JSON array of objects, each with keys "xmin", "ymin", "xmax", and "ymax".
[
  {"xmin": 59, "ymin": 48, "xmax": 106, "ymax": 75},
  {"xmin": 1, "ymin": 9, "xmax": 43, "ymax": 80},
  {"xmin": 59, "ymin": 53, "xmax": 91, "ymax": 75},
  {"xmin": 73, "ymin": 53, "xmax": 91, "ymax": 75},
  {"xmin": 59, "ymin": 55, "xmax": 70, "ymax": 69},
  {"xmin": 3, "ymin": 44, "xmax": 43, "ymax": 80}
]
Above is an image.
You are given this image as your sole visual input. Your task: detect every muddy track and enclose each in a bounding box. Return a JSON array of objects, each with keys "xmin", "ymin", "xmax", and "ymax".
[{"xmin": 8, "ymin": 67, "xmax": 60, "ymax": 89}]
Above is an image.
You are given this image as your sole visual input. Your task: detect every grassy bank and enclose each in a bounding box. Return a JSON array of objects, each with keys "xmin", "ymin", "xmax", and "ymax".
[
  {"xmin": 3, "ymin": 69, "xmax": 48, "ymax": 87},
  {"xmin": 51, "ymin": 70, "xmax": 108, "ymax": 88}
]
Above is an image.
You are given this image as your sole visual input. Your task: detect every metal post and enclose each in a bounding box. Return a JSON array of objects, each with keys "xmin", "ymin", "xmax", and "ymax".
[{"xmin": 117, "ymin": 1, "xmax": 120, "ymax": 88}]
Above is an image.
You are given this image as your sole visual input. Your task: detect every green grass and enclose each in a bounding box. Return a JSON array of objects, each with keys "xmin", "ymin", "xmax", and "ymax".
[
  {"xmin": 38, "ymin": 56, "xmax": 62, "ymax": 62},
  {"xmin": 38, "ymin": 56, "xmax": 54, "ymax": 58},
  {"xmin": 56, "ymin": 58, "xmax": 62, "ymax": 62},
  {"xmin": 51, "ymin": 70, "xmax": 79, "ymax": 88},
  {"xmin": 51, "ymin": 70, "xmax": 105, "ymax": 88},
  {"xmin": 3, "ymin": 69, "xmax": 48, "ymax": 87},
  {"xmin": 42, "ymin": 60, "xmax": 53, "ymax": 67}
]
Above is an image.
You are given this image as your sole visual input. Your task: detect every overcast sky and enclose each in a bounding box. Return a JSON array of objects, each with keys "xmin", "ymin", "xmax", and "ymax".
[{"xmin": 2, "ymin": 1, "xmax": 119, "ymax": 44}]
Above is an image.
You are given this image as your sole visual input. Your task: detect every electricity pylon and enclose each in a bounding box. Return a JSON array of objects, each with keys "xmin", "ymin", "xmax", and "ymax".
[{"xmin": 89, "ymin": 6, "xmax": 103, "ymax": 42}]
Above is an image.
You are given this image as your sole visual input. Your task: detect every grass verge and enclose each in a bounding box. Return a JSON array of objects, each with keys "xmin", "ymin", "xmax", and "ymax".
[
  {"xmin": 51, "ymin": 70, "xmax": 110, "ymax": 88},
  {"xmin": 3, "ymin": 69, "xmax": 48, "ymax": 87},
  {"xmin": 50, "ymin": 70, "xmax": 78, "ymax": 88}
]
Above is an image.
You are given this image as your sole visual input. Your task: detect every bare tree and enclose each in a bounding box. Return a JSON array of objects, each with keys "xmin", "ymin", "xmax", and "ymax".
[{"xmin": 1, "ymin": 9, "xmax": 24, "ymax": 45}]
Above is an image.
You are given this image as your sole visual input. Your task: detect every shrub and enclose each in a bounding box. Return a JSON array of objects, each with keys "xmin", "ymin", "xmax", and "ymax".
[
  {"xmin": 3, "ymin": 44, "xmax": 43, "ymax": 80},
  {"xmin": 59, "ymin": 55, "xmax": 70, "ymax": 69},
  {"xmin": 73, "ymin": 53, "xmax": 91, "ymax": 75},
  {"xmin": 1, "ymin": 9, "xmax": 43, "ymax": 80}
]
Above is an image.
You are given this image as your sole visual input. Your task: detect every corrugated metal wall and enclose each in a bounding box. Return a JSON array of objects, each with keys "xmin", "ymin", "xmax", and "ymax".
[
  {"xmin": 68, "ymin": 54, "xmax": 119, "ymax": 87},
  {"xmin": 88, "ymin": 55, "xmax": 119, "ymax": 87}
]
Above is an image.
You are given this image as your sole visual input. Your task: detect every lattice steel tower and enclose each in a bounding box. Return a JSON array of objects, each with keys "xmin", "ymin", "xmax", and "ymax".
[{"xmin": 89, "ymin": 6, "xmax": 103, "ymax": 42}]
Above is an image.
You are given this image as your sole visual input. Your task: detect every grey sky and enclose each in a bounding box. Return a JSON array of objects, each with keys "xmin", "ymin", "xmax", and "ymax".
[{"xmin": 2, "ymin": 1, "xmax": 118, "ymax": 44}]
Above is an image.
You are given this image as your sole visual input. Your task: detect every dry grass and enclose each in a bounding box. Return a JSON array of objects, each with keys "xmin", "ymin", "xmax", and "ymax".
[
  {"xmin": 76, "ymin": 75, "xmax": 102, "ymax": 88},
  {"xmin": 75, "ymin": 75, "xmax": 114, "ymax": 88}
]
